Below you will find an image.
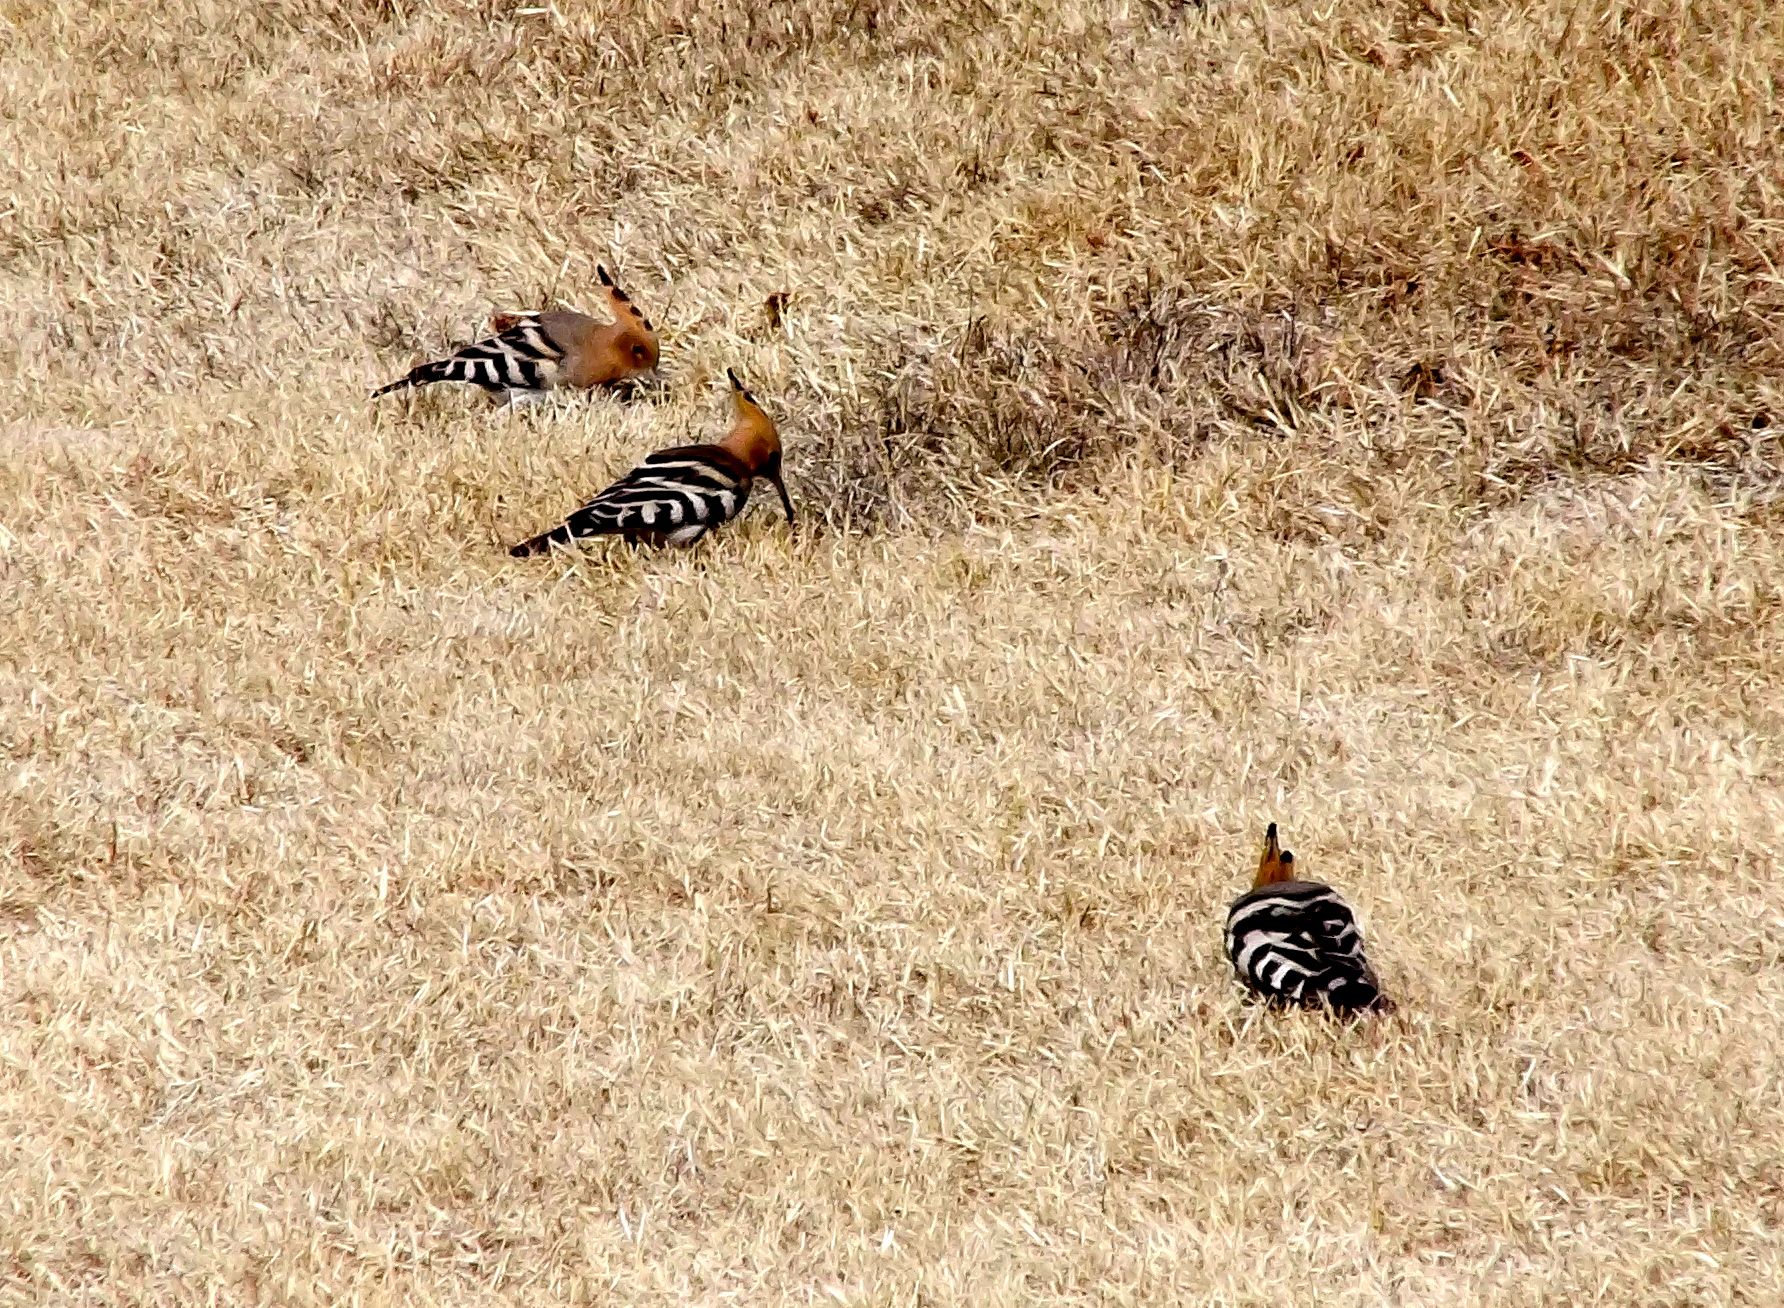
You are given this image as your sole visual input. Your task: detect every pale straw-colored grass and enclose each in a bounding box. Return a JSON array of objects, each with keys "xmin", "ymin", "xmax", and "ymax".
[{"xmin": 4, "ymin": 1, "xmax": 1784, "ymax": 1303}]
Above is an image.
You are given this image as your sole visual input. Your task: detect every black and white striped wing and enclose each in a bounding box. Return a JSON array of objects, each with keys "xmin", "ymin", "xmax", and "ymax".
[
  {"xmin": 1225, "ymin": 881, "xmax": 1384, "ymax": 1014},
  {"xmin": 375, "ymin": 314, "xmax": 566, "ymax": 396},
  {"xmin": 509, "ymin": 448, "xmax": 752, "ymax": 556}
]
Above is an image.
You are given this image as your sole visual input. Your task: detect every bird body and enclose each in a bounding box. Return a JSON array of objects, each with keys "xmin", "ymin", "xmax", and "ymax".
[
  {"xmin": 373, "ymin": 266, "xmax": 658, "ymax": 402},
  {"xmin": 1225, "ymin": 823, "xmax": 1390, "ymax": 1015},
  {"xmin": 508, "ymin": 369, "xmax": 793, "ymax": 556}
]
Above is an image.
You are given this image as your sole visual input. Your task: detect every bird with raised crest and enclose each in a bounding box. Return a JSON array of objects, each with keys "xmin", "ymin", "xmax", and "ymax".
[
  {"xmin": 507, "ymin": 368, "xmax": 794, "ymax": 556},
  {"xmin": 372, "ymin": 266, "xmax": 659, "ymax": 403},
  {"xmin": 1224, "ymin": 823, "xmax": 1392, "ymax": 1016}
]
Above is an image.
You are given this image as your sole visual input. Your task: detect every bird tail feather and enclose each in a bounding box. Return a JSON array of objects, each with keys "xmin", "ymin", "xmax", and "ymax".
[{"xmin": 508, "ymin": 523, "xmax": 578, "ymax": 557}]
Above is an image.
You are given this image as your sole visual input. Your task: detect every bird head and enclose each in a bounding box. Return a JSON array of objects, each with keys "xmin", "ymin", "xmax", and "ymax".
[
  {"xmin": 1255, "ymin": 822, "xmax": 1296, "ymax": 887},
  {"xmin": 721, "ymin": 368, "xmax": 794, "ymax": 525},
  {"xmin": 596, "ymin": 264, "xmax": 661, "ymax": 381}
]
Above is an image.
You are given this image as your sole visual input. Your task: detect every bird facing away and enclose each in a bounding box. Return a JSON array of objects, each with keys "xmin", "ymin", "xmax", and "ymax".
[
  {"xmin": 507, "ymin": 369, "xmax": 795, "ymax": 556},
  {"xmin": 371, "ymin": 266, "xmax": 659, "ymax": 402},
  {"xmin": 1224, "ymin": 823, "xmax": 1392, "ymax": 1016}
]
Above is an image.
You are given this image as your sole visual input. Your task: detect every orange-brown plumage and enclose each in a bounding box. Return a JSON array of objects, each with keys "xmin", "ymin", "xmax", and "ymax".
[
  {"xmin": 1255, "ymin": 820, "xmax": 1296, "ymax": 887},
  {"xmin": 715, "ymin": 368, "xmax": 786, "ymax": 484}
]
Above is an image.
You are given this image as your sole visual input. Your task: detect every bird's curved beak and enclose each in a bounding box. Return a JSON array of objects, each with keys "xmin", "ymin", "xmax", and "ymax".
[
  {"xmin": 770, "ymin": 465, "xmax": 795, "ymax": 525},
  {"xmin": 609, "ymin": 369, "xmax": 668, "ymax": 403}
]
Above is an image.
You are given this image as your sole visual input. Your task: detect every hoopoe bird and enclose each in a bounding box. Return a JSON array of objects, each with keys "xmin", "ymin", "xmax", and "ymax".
[
  {"xmin": 508, "ymin": 369, "xmax": 794, "ymax": 556},
  {"xmin": 372, "ymin": 266, "xmax": 659, "ymax": 402},
  {"xmin": 1224, "ymin": 823, "xmax": 1392, "ymax": 1016}
]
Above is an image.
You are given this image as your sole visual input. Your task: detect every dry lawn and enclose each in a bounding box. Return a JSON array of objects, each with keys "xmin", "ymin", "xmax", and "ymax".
[{"xmin": 5, "ymin": 0, "xmax": 1784, "ymax": 1303}]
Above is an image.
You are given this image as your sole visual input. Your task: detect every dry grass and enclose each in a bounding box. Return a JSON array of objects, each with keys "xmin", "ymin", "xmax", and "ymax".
[{"xmin": 5, "ymin": 0, "xmax": 1784, "ymax": 1302}]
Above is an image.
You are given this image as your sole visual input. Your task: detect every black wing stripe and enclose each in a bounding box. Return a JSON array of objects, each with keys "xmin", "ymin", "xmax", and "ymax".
[
  {"xmin": 583, "ymin": 484, "xmax": 745, "ymax": 533},
  {"xmin": 1225, "ymin": 883, "xmax": 1383, "ymax": 1012},
  {"xmin": 381, "ymin": 320, "xmax": 567, "ymax": 395},
  {"xmin": 520, "ymin": 453, "xmax": 755, "ymax": 547},
  {"xmin": 503, "ymin": 325, "xmax": 561, "ymax": 361}
]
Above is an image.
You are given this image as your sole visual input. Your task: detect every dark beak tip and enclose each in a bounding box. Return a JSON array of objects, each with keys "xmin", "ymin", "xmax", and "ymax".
[{"xmin": 769, "ymin": 472, "xmax": 796, "ymax": 525}]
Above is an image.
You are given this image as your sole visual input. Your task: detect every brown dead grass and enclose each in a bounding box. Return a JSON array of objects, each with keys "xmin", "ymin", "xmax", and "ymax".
[{"xmin": 5, "ymin": 1, "xmax": 1784, "ymax": 1303}]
